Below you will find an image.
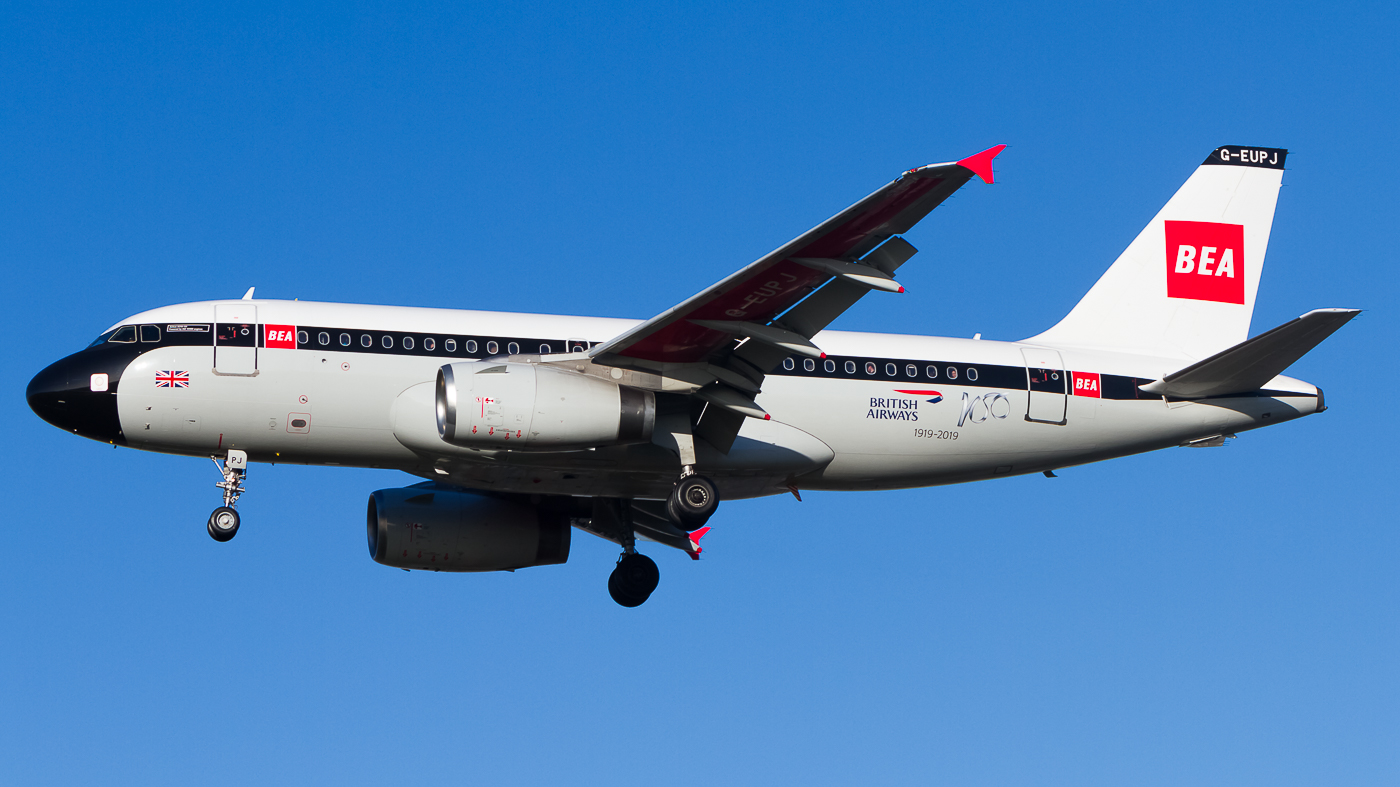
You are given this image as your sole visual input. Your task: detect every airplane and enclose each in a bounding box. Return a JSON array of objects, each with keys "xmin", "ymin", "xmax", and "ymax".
[{"xmin": 27, "ymin": 144, "xmax": 1358, "ymax": 607}]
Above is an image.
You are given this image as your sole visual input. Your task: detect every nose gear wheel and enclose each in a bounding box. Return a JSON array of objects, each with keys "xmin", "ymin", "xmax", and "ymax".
[{"xmin": 207, "ymin": 507, "xmax": 240, "ymax": 542}]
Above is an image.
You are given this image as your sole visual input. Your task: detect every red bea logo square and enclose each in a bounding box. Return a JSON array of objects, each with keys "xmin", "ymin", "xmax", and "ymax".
[
  {"xmin": 1164, "ymin": 221, "xmax": 1245, "ymax": 304},
  {"xmin": 1071, "ymin": 371, "xmax": 1101, "ymax": 398},
  {"xmin": 264, "ymin": 324, "xmax": 297, "ymax": 349}
]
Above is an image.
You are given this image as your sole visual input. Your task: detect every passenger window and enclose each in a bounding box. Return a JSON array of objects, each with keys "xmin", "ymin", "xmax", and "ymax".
[
  {"xmin": 297, "ymin": 330, "xmax": 308, "ymax": 345},
  {"xmin": 885, "ymin": 363, "xmax": 897, "ymax": 376},
  {"xmin": 824, "ymin": 359, "xmax": 836, "ymax": 372},
  {"xmin": 403, "ymin": 336, "xmax": 414, "ymax": 350},
  {"xmin": 926, "ymin": 365, "xmax": 938, "ymax": 379},
  {"xmin": 946, "ymin": 366, "xmax": 958, "ymax": 380},
  {"xmin": 967, "ymin": 368, "xmax": 978, "ymax": 382},
  {"xmin": 445, "ymin": 339, "xmax": 457, "ymax": 353},
  {"xmin": 109, "ymin": 325, "xmax": 137, "ymax": 343},
  {"xmin": 340, "ymin": 333, "xmax": 351, "ymax": 346},
  {"xmin": 487, "ymin": 341, "xmax": 499, "ymax": 355},
  {"xmin": 905, "ymin": 364, "xmax": 916, "ymax": 377},
  {"xmin": 539, "ymin": 344, "xmax": 551, "ymax": 354},
  {"xmin": 865, "ymin": 362, "xmax": 876, "ymax": 375},
  {"xmin": 382, "ymin": 336, "xmax": 393, "ymax": 349},
  {"xmin": 361, "ymin": 334, "xmax": 372, "ymax": 347},
  {"xmin": 318, "ymin": 332, "xmax": 330, "ymax": 346},
  {"xmin": 783, "ymin": 358, "xmax": 795, "ymax": 371},
  {"xmin": 507, "ymin": 342, "xmax": 520, "ymax": 355},
  {"xmin": 139, "ymin": 325, "xmax": 161, "ymax": 343},
  {"xmin": 424, "ymin": 338, "xmax": 436, "ymax": 351},
  {"xmin": 803, "ymin": 358, "xmax": 815, "ymax": 372},
  {"xmin": 465, "ymin": 340, "xmax": 477, "ymax": 353},
  {"xmin": 844, "ymin": 360, "xmax": 856, "ymax": 374}
]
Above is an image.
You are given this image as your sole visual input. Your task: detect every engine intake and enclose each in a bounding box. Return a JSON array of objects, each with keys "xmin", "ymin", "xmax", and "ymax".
[
  {"xmin": 436, "ymin": 362, "xmax": 654, "ymax": 450},
  {"xmin": 367, "ymin": 486, "xmax": 571, "ymax": 572}
]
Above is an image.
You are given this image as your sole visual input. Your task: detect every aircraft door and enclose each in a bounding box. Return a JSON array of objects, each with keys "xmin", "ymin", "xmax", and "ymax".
[
  {"xmin": 1021, "ymin": 347, "xmax": 1066, "ymax": 425},
  {"xmin": 214, "ymin": 303, "xmax": 258, "ymax": 375}
]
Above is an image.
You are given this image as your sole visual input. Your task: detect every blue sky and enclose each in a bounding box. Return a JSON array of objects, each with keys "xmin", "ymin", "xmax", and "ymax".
[{"xmin": 2, "ymin": 2, "xmax": 1397, "ymax": 784}]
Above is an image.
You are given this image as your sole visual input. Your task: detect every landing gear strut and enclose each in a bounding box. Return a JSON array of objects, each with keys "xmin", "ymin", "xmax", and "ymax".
[
  {"xmin": 667, "ymin": 470, "xmax": 718, "ymax": 530},
  {"xmin": 592, "ymin": 500, "xmax": 662, "ymax": 607},
  {"xmin": 207, "ymin": 449, "xmax": 247, "ymax": 542}
]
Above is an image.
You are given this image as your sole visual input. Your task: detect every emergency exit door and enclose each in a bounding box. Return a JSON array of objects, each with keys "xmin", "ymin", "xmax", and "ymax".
[
  {"xmin": 1021, "ymin": 347, "xmax": 1066, "ymax": 425},
  {"xmin": 214, "ymin": 303, "xmax": 258, "ymax": 375}
]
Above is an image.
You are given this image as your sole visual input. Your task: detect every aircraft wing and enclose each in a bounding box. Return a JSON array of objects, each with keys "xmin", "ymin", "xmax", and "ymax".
[{"xmin": 591, "ymin": 145, "xmax": 1006, "ymax": 368}]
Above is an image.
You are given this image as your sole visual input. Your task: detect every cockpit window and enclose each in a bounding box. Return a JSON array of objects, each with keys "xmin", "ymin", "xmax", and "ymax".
[
  {"xmin": 140, "ymin": 325, "xmax": 161, "ymax": 343},
  {"xmin": 107, "ymin": 326, "xmax": 137, "ymax": 344},
  {"xmin": 88, "ymin": 329, "xmax": 118, "ymax": 347}
]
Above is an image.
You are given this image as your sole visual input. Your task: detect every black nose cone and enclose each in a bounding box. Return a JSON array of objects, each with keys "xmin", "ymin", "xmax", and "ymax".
[{"xmin": 27, "ymin": 349, "xmax": 127, "ymax": 445}]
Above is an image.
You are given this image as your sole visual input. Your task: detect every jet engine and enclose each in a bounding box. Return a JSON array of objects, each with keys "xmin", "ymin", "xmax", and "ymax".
[
  {"xmin": 367, "ymin": 486, "xmax": 571, "ymax": 572},
  {"xmin": 436, "ymin": 361, "xmax": 654, "ymax": 450}
]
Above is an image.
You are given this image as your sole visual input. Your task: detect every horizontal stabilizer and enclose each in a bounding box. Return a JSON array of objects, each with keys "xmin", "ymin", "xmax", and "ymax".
[{"xmin": 1139, "ymin": 308, "xmax": 1360, "ymax": 398}]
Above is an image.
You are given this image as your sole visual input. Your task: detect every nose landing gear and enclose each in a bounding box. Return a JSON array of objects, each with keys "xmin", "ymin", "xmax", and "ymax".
[{"xmin": 207, "ymin": 449, "xmax": 247, "ymax": 542}]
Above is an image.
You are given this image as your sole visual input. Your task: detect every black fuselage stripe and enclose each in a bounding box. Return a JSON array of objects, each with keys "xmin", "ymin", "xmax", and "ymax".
[{"xmin": 118, "ymin": 321, "xmax": 1165, "ymax": 400}]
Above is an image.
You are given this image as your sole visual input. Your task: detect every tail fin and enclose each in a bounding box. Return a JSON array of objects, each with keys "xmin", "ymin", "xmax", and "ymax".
[{"xmin": 1028, "ymin": 145, "xmax": 1287, "ymax": 360}]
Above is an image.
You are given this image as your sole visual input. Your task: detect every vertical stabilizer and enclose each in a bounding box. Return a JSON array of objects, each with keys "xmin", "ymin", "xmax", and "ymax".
[{"xmin": 1027, "ymin": 146, "xmax": 1287, "ymax": 360}]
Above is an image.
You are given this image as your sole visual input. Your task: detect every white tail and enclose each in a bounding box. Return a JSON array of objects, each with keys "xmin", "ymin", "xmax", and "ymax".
[{"xmin": 1028, "ymin": 145, "xmax": 1287, "ymax": 360}]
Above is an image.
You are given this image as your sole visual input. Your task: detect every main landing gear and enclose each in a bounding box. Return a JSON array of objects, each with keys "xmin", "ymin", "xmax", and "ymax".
[
  {"xmin": 595, "ymin": 472, "xmax": 718, "ymax": 608},
  {"xmin": 609, "ymin": 537, "xmax": 660, "ymax": 608},
  {"xmin": 667, "ymin": 470, "xmax": 718, "ymax": 530},
  {"xmin": 207, "ymin": 449, "xmax": 247, "ymax": 542}
]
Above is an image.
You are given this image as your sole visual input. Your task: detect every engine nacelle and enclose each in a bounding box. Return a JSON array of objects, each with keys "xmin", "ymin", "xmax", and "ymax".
[
  {"xmin": 436, "ymin": 361, "xmax": 654, "ymax": 450},
  {"xmin": 367, "ymin": 487, "xmax": 571, "ymax": 572}
]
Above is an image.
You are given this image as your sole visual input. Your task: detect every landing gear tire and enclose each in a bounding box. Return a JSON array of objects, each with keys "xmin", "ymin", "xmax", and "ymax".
[
  {"xmin": 207, "ymin": 506, "xmax": 240, "ymax": 542},
  {"xmin": 667, "ymin": 474, "xmax": 718, "ymax": 530},
  {"xmin": 608, "ymin": 553, "xmax": 659, "ymax": 607}
]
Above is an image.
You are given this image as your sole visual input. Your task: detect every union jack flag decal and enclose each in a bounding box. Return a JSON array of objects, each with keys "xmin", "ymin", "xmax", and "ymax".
[{"xmin": 155, "ymin": 370, "xmax": 190, "ymax": 388}]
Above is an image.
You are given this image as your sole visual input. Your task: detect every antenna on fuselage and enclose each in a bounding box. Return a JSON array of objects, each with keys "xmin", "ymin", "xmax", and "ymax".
[{"xmin": 241, "ymin": 287, "xmax": 255, "ymax": 300}]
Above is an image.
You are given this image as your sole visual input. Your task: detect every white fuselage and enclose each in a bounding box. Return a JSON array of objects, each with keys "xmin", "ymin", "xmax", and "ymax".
[{"xmin": 106, "ymin": 299, "xmax": 1320, "ymax": 501}]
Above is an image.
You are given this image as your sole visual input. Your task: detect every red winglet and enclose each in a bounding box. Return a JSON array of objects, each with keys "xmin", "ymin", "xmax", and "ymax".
[
  {"xmin": 686, "ymin": 526, "xmax": 711, "ymax": 560},
  {"xmin": 956, "ymin": 144, "xmax": 1007, "ymax": 185}
]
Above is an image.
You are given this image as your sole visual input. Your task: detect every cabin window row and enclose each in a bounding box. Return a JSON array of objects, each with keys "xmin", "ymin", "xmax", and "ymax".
[
  {"xmin": 781, "ymin": 356, "xmax": 979, "ymax": 382},
  {"xmin": 307, "ymin": 331, "xmax": 587, "ymax": 357},
  {"xmin": 97, "ymin": 323, "xmax": 591, "ymax": 358}
]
